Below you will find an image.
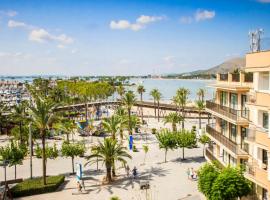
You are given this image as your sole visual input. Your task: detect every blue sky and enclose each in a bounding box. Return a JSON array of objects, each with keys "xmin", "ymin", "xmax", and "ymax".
[{"xmin": 0, "ymin": 0, "xmax": 270, "ymax": 76}]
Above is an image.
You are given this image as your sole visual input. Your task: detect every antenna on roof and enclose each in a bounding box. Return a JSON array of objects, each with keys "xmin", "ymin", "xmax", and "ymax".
[{"xmin": 249, "ymin": 29, "xmax": 264, "ymax": 53}]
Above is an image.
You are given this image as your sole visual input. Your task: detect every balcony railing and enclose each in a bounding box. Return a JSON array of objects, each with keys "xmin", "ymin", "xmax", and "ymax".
[
  {"xmin": 232, "ymin": 73, "xmax": 240, "ymax": 82},
  {"xmin": 206, "ymin": 100, "xmax": 249, "ymax": 121},
  {"xmin": 205, "ymin": 148, "xmax": 224, "ymax": 166},
  {"xmin": 206, "ymin": 124, "xmax": 240, "ymax": 154},
  {"xmin": 219, "ymin": 74, "xmax": 228, "ymax": 81}
]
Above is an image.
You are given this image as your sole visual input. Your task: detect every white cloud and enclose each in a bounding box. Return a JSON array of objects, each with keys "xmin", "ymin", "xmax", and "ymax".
[
  {"xmin": 110, "ymin": 15, "xmax": 164, "ymax": 31},
  {"xmin": 0, "ymin": 51, "xmax": 31, "ymax": 59},
  {"xmin": 136, "ymin": 15, "xmax": 164, "ymax": 24},
  {"xmin": 180, "ymin": 9, "xmax": 215, "ymax": 24},
  {"xmin": 0, "ymin": 10, "xmax": 17, "ymax": 17},
  {"xmin": 28, "ymin": 28, "xmax": 73, "ymax": 45},
  {"xmin": 57, "ymin": 44, "xmax": 66, "ymax": 49},
  {"xmin": 8, "ymin": 20, "xmax": 29, "ymax": 28},
  {"xmin": 195, "ymin": 10, "xmax": 215, "ymax": 22}
]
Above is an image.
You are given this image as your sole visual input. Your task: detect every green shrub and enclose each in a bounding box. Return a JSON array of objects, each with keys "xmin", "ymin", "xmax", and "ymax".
[
  {"xmin": 11, "ymin": 175, "xmax": 65, "ymax": 197},
  {"xmin": 151, "ymin": 128, "xmax": 156, "ymax": 134}
]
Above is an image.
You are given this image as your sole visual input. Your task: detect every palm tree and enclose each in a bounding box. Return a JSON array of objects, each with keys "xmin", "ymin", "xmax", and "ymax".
[
  {"xmin": 150, "ymin": 89, "xmax": 161, "ymax": 120},
  {"xmin": 0, "ymin": 102, "xmax": 9, "ymax": 135},
  {"xmin": 137, "ymin": 85, "xmax": 145, "ymax": 122},
  {"xmin": 12, "ymin": 103, "xmax": 27, "ymax": 144},
  {"xmin": 53, "ymin": 119, "xmax": 76, "ymax": 143},
  {"xmin": 29, "ymin": 97, "xmax": 59, "ymax": 185},
  {"xmin": 122, "ymin": 91, "xmax": 136, "ymax": 135},
  {"xmin": 173, "ymin": 88, "xmax": 190, "ymax": 129},
  {"xmin": 117, "ymin": 85, "xmax": 125, "ymax": 99},
  {"xmin": 163, "ymin": 112, "xmax": 183, "ymax": 132},
  {"xmin": 102, "ymin": 115, "xmax": 121, "ymax": 140},
  {"xmin": 197, "ymin": 88, "xmax": 205, "ymax": 102},
  {"xmin": 195, "ymin": 100, "xmax": 205, "ymax": 129},
  {"xmin": 115, "ymin": 107, "xmax": 127, "ymax": 141},
  {"xmin": 85, "ymin": 138, "xmax": 132, "ymax": 182}
]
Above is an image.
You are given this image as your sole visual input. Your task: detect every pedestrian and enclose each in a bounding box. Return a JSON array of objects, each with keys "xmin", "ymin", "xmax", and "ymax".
[
  {"xmin": 126, "ymin": 165, "xmax": 130, "ymax": 177},
  {"xmin": 132, "ymin": 166, "xmax": 137, "ymax": 179},
  {"xmin": 77, "ymin": 181, "xmax": 82, "ymax": 192}
]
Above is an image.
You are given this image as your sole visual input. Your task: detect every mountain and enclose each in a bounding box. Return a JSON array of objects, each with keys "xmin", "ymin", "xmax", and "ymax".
[{"xmin": 187, "ymin": 57, "xmax": 245, "ymax": 75}]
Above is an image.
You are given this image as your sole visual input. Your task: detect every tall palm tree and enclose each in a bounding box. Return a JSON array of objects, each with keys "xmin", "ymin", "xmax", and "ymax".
[
  {"xmin": 85, "ymin": 138, "xmax": 132, "ymax": 182},
  {"xmin": 115, "ymin": 107, "xmax": 127, "ymax": 141},
  {"xmin": 53, "ymin": 119, "xmax": 76, "ymax": 143},
  {"xmin": 173, "ymin": 88, "xmax": 190, "ymax": 129},
  {"xmin": 195, "ymin": 100, "xmax": 205, "ymax": 129},
  {"xmin": 102, "ymin": 115, "xmax": 121, "ymax": 140},
  {"xmin": 150, "ymin": 89, "xmax": 161, "ymax": 120},
  {"xmin": 156, "ymin": 90, "xmax": 161, "ymax": 122},
  {"xmin": 12, "ymin": 101, "xmax": 28, "ymax": 144},
  {"xmin": 117, "ymin": 85, "xmax": 125, "ymax": 99},
  {"xmin": 163, "ymin": 112, "xmax": 183, "ymax": 132},
  {"xmin": 137, "ymin": 85, "xmax": 145, "ymax": 122},
  {"xmin": 197, "ymin": 88, "xmax": 205, "ymax": 102},
  {"xmin": 29, "ymin": 97, "xmax": 59, "ymax": 185},
  {"xmin": 122, "ymin": 91, "xmax": 136, "ymax": 135}
]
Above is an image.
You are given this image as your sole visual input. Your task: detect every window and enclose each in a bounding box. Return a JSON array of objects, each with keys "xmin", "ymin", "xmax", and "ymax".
[
  {"xmin": 263, "ymin": 112, "xmax": 269, "ymax": 130},
  {"xmin": 229, "ymin": 124, "xmax": 237, "ymax": 143},
  {"xmin": 230, "ymin": 93, "xmax": 238, "ymax": 110},
  {"xmin": 263, "ymin": 149, "xmax": 268, "ymax": 167},
  {"xmin": 221, "ymin": 120, "xmax": 227, "ymax": 135},
  {"xmin": 220, "ymin": 91, "xmax": 227, "ymax": 106}
]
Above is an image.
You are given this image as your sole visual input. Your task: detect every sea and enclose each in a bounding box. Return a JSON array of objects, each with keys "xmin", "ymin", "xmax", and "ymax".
[
  {"xmin": 129, "ymin": 78, "xmax": 214, "ymax": 102},
  {"xmin": 0, "ymin": 76, "xmax": 214, "ymax": 102}
]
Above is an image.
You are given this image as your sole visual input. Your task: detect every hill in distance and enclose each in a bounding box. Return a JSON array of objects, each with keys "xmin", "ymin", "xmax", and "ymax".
[{"xmin": 186, "ymin": 57, "xmax": 246, "ymax": 76}]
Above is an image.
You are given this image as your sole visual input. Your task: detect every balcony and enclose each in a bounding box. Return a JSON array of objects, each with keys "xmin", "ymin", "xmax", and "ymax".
[
  {"xmin": 208, "ymin": 72, "xmax": 253, "ymax": 91},
  {"xmin": 205, "ymin": 148, "xmax": 224, "ymax": 167},
  {"xmin": 206, "ymin": 124, "xmax": 248, "ymax": 155},
  {"xmin": 232, "ymin": 73, "xmax": 240, "ymax": 82},
  {"xmin": 245, "ymin": 161, "xmax": 269, "ymax": 188},
  {"xmin": 206, "ymin": 100, "xmax": 249, "ymax": 124}
]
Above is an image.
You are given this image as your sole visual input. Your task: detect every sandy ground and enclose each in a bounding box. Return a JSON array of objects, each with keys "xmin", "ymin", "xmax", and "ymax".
[{"xmin": 0, "ymin": 113, "xmax": 208, "ymax": 200}]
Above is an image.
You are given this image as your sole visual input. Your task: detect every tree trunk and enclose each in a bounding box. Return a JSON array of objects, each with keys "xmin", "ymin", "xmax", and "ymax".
[
  {"xmin": 182, "ymin": 147, "xmax": 185, "ymax": 160},
  {"xmin": 128, "ymin": 109, "xmax": 132, "ymax": 135},
  {"xmin": 41, "ymin": 132, "xmax": 47, "ymax": 185},
  {"xmin": 172, "ymin": 123, "xmax": 176, "ymax": 132},
  {"xmin": 15, "ymin": 165, "xmax": 17, "ymax": 180},
  {"xmin": 19, "ymin": 121, "xmax": 23, "ymax": 144},
  {"xmin": 157, "ymin": 101, "xmax": 160, "ymax": 122},
  {"xmin": 85, "ymin": 102, "xmax": 88, "ymax": 121},
  {"xmin": 140, "ymin": 93, "xmax": 143, "ymax": 122},
  {"xmin": 203, "ymin": 144, "xmax": 205, "ymax": 157},
  {"xmin": 106, "ymin": 166, "xmax": 112, "ymax": 182},
  {"xmin": 112, "ymin": 161, "xmax": 116, "ymax": 177},
  {"xmin": 165, "ymin": 149, "xmax": 167, "ymax": 163},
  {"xmin": 199, "ymin": 112, "xmax": 201, "ymax": 129},
  {"xmin": 66, "ymin": 133, "xmax": 70, "ymax": 143},
  {"xmin": 72, "ymin": 157, "xmax": 74, "ymax": 174},
  {"xmin": 182, "ymin": 120, "xmax": 184, "ymax": 130},
  {"xmin": 154, "ymin": 100, "xmax": 156, "ymax": 118}
]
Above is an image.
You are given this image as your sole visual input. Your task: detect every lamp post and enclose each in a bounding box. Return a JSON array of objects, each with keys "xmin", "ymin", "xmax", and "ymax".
[{"xmin": 29, "ymin": 122, "xmax": 33, "ymax": 179}]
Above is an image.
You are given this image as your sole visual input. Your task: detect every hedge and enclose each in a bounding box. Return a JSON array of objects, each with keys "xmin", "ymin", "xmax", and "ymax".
[{"xmin": 11, "ymin": 175, "xmax": 65, "ymax": 197}]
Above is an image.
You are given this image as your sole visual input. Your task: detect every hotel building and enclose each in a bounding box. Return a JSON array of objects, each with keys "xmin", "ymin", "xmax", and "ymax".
[{"xmin": 205, "ymin": 50, "xmax": 270, "ymax": 200}]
